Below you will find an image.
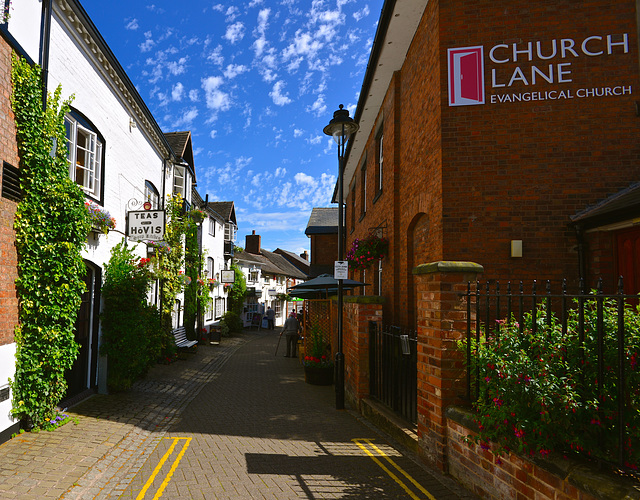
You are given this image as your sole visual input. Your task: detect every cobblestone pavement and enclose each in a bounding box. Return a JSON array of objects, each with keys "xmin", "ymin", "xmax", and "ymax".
[{"xmin": 0, "ymin": 329, "xmax": 478, "ymax": 499}]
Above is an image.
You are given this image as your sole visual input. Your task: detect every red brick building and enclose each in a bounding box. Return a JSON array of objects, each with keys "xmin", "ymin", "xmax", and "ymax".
[
  {"xmin": 343, "ymin": 0, "xmax": 640, "ymax": 327},
  {"xmin": 0, "ymin": 30, "xmax": 22, "ymax": 440},
  {"xmin": 305, "ymin": 207, "xmax": 339, "ymax": 278}
]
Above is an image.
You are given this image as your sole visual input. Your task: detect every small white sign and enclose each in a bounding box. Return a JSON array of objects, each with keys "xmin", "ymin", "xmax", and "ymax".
[
  {"xmin": 220, "ymin": 270, "xmax": 235, "ymax": 283},
  {"xmin": 334, "ymin": 261, "xmax": 349, "ymax": 280},
  {"xmin": 127, "ymin": 210, "xmax": 165, "ymax": 241}
]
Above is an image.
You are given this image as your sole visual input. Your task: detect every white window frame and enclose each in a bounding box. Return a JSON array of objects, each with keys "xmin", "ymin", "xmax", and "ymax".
[
  {"xmin": 65, "ymin": 114, "xmax": 102, "ymax": 199},
  {"xmin": 206, "ymin": 298, "xmax": 214, "ymax": 321},
  {"xmin": 208, "ymin": 217, "xmax": 216, "ymax": 236},
  {"xmin": 173, "ymin": 165, "xmax": 185, "ymax": 196},
  {"xmin": 215, "ymin": 297, "xmax": 224, "ymax": 319},
  {"xmin": 145, "ymin": 180, "xmax": 159, "ymax": 209},
  {"xmin": 224, "ymin": 222, "xmax": 237, "ymax": 241},
  {"xmin": 207, "ymin": 257, "xmax": 214, "ymax": 277}
]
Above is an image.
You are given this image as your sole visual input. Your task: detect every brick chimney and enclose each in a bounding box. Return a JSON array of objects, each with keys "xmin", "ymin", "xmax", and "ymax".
[
  {"xmin": 245, "ymin": 230, "xmax": 261, "ymax": 254},
  {"xmin": 300, "ymin": 250, "xmax": 309, "ymax": 261}
]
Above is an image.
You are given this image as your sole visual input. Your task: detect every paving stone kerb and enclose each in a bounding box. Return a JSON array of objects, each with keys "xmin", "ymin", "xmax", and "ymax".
[{"xmin": 0, "ymin": 330, "xmax": 476, "ymax": 499}]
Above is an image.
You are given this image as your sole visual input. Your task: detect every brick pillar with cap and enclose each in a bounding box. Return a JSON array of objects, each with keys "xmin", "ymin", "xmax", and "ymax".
[{"xmin": 413, "ymin": 261, "xmax": 483, "ymax": 471}]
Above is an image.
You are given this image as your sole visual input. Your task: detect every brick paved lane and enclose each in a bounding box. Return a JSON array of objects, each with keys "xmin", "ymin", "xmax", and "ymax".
[{"xmin": 117, "ymin": 330, "xmax": 477, "ymax": 500}]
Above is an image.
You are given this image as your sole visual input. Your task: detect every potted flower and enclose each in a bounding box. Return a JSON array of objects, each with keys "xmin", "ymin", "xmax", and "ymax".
[
  {"xmin": 86, "ymin": 201, "xmax": 116, "ymax": 235},
  {"xmin": 303, "ymin": 324, "xmax": 333, "ymax": 385},
  {"xmin": 345, "ymin": 233, "xmax": 389, "ymax": 271}
]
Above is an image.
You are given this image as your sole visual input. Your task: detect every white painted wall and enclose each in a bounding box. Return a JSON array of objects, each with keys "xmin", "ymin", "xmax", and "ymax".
[
  {"xmin": 0, "ymin": 343, "xmax": 16, "ymax": 434},
  {"xmin": 6, "ymin": 0, "xmax": 41, "ymax": 60},
  {"xmin": 1, "ymin": 1, "xmax": 194, "ymax": 441},
  {"xmin": 201, "ymin": 214, "xmax": 228, "ymax": 327}
]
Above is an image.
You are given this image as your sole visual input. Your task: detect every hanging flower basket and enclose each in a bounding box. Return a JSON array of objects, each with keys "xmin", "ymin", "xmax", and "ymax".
[
  {"xmin": 86, "ymin": 201, "xmax": 116, "ymax": 235},
  {"xmin": 345, "ymin": 234, "xmax": 389, "ymax": 270},
  {"xmin": 147, "ymin": 241, "xmax": 171, "ymax": 256},
  {"xmin": 187, "ymin": 208, "xmax": 205, "ymax": 224}
]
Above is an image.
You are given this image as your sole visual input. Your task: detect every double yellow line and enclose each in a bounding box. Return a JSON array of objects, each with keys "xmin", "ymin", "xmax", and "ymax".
[
  {"xmin": 135, "ymin": 437, "xmax": 192, "ymax": 500},
  {"xmin": 352, "ymin": 438, "xmax": 436, "ymax": 500}
]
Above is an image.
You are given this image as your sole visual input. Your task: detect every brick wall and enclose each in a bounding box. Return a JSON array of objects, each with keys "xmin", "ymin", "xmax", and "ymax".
[
  {"xmin": 446, "ymin": 410, "xmax": 602, "ymax": 500},
  {"xmin": 342, "ymin": 297, "xmax": 383, "ymax": 409},
  {"xmin": 344, "ymin": 0, "xmax": 640, "ymax": 327},
  {"xmin": 0, "ymin": 35, "xmax": 21, "ymax": 347},
  {"xmin": 310, "ymin": 233, "xmax": 338, "ymax": 266}
]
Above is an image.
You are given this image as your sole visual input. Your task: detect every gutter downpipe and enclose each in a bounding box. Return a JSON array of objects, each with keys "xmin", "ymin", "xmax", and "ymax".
[{"xmin": 40, "ymin": 0, "xmax": 53, "ymax": 110}]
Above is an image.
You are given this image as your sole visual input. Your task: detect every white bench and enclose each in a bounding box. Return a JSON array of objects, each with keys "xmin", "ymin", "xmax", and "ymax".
[{"xmin": 173, "ymin": 326, "xmax": 198, "ymax": 349}]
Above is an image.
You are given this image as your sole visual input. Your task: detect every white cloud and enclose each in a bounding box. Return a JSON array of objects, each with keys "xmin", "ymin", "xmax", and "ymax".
[
  {"xmin": 308, "ymin": 135, "xmax": 322, "ymax": 145},
  {"xmin": 172, "ymin": 82, "xmax": 184, "ymax": 101},
  {"xmin": 125, "ymin": 18, "xmax": 138, "ymax": 31},
  {"xmin": 174, "ymin": 107, "xmax": 199, "ymax": 128},
  {"xmin": 225, "ymin": 6, "xmax": 240, "ymax": 22},
  {"xmin": 269, "ymin": 80, "xmax": 292, "ymax": 106},
  {"xmin": 293, "ymin": 128, "xmax": 304, "ymax": 138},
  {"xmin": 306, "ymin": 94, "xmax": 327, "ymax": 117},
  {"xmin": 202, "ymin": 76, "xmax": 231, "ymax": 113},
  {"xmin": 353, "ymin": 5, "xmax": 370, "ymax": 22},
  {"xmin": 224, "ymin": 22, "xmax": 245, "ymax": 44},
  {"xmin": 295, "ymin": 172, "xmax": 315, "ymax": 186},
  {"xmin": 167, "ymin": 57, "xmax": 188, "ymax": 76},
  {"xmin": 275, "ymin": 167, "xmax": 287, "ymax": 177},
  {"xmin": 210, "ymin": 129, "xmax": 218, "ymax": 139},
  {"xmin": 223, "ymin": 64, "xmax": 248, "ymax": 79},
  {"xmin": 139, "ymin": 31, "xmax": 155, "ymax": 53},
  {"xmin": 188, "ymin": 89, "xmax": 199, "ymax": 102},
  {"xmin": 206, "ymin": 45, "xmax": 224, "ymax": 66}
]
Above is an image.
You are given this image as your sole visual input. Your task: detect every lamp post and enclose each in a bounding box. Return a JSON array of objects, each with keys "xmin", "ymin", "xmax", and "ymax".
[{"xmin": 324, "ymin": 104, "xmax": 359, "ymax": 410}]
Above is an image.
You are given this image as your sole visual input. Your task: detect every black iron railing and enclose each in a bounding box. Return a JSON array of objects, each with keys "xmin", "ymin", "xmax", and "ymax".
[
  {"xmin": 369, "ymin": 322, "xmax": 417, "ymax": 425},
  {"xmin": 465, "ymin": 278, "xmax": 638, "ymax": 468}
]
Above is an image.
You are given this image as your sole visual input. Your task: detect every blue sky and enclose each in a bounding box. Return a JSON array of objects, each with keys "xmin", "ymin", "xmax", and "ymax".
[{"xmin": 82, "ymin": 0, "xmax": 383, "ymax": 255}]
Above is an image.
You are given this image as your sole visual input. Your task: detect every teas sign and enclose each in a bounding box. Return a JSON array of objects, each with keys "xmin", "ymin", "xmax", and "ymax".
[{"xmin": 127, "ymin": 210, "xmax": 165, "ymax": 241}]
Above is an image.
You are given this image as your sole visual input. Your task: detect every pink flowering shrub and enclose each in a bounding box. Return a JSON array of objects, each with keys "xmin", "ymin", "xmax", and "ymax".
[{"xmin": 468, "ymin": 297, "xmax": 639, "ymax": 468}]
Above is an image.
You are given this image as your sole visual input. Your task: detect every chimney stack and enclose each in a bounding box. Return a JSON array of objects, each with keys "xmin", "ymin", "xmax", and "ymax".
[
  {"xmin": 301, "ymin": 250, "xmax": 309, "ymax": 261},
  {"xmin": 245, "ymin": 230, "xmax": 261, "ymax": 254}
]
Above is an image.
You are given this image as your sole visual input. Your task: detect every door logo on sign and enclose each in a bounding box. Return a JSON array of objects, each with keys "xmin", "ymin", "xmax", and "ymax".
[{"xmin": 447, "ymin": 46, "xmax": 485, "ymax": 106}]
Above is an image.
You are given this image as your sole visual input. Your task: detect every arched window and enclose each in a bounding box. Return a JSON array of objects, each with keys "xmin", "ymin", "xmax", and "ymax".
[
  {"xmin": 145, "ymin": 181, "xmax": 159, "ymax": 209},
  {"xmin": 65, "ymin": 109, "xmax": 104, "ymax": 201}
]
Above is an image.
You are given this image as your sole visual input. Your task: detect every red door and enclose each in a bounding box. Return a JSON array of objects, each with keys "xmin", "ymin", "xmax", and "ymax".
[{"xmin": 616, "ymin": 226, "xmax": 640, "ymax": 297}]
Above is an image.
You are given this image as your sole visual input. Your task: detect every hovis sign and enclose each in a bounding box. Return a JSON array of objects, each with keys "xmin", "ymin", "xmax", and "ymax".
[{"xmin": 127, "ymin": 210, "xmax": 165, "ymax": 241}]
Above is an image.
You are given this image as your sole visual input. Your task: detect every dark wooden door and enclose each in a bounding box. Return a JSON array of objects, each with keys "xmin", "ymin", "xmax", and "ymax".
[
  {"xmin": 616, "ymin": 226, "xmax": 640, "ymax": 297},
  {"xmin": 65, "ymin": 266, "xmax": 94, "ymax": 398}
]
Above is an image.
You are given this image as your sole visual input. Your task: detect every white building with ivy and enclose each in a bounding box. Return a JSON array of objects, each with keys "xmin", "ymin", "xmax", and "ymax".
[{"xmin": 0, "ymin": 0, "xmax": 207, "ymax": 439}]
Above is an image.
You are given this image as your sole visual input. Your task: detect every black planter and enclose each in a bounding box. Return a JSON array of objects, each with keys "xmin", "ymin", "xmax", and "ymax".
[{"xmin": 304, "ymin": 366, "xmax": 334, "ymax": 385}]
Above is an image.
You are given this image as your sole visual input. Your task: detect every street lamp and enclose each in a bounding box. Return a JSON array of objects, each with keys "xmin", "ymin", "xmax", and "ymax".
[{"xmin": 323, "ymin": 104, "xmax": 359, "ymax": 410}]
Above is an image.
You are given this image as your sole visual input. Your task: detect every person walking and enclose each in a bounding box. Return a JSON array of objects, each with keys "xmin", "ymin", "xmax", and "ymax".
[
  {"xmin": 266, "ymin": 306, "xmax": 276, "ymax": 330},
  {"xmin": 280, "ymin": 311, "xmax": 300, "ymax": 358}
]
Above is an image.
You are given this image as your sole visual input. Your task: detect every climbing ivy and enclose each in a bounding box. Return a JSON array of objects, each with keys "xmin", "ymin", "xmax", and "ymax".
[
  {"xmin": 183, "ymin": 210, "xmax": 210, "ymax": 340},
  {"xmin": 227, "ymin": 261, "xmax": 247, "ymax": 316},
  {"xmin": 9, "ymin": 54, "xmax": 90, "ymax": 428},
  {"xmin": 150, "ymin": 193, "xmax": 187, "ymax": 353}
]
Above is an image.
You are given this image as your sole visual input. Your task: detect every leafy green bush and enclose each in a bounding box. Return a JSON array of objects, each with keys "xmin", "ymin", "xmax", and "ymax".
[
  {"xmin": 10, "ymin": 55, "xmax": 90, "ymax": 428},
  {"xmin": 227, "ymin": 263, "xmax": 246, "ymax": 316},
  {"xmin": 468, "ymin": 297, "xmax": 640, "ymax": 468},
  {"xmin": 101, "ymin": 241, "xmax": 162, "ymax": 391},
  {"xmin": 221, "ymin": 311, "xmax": 243, "ymax": 333}
]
